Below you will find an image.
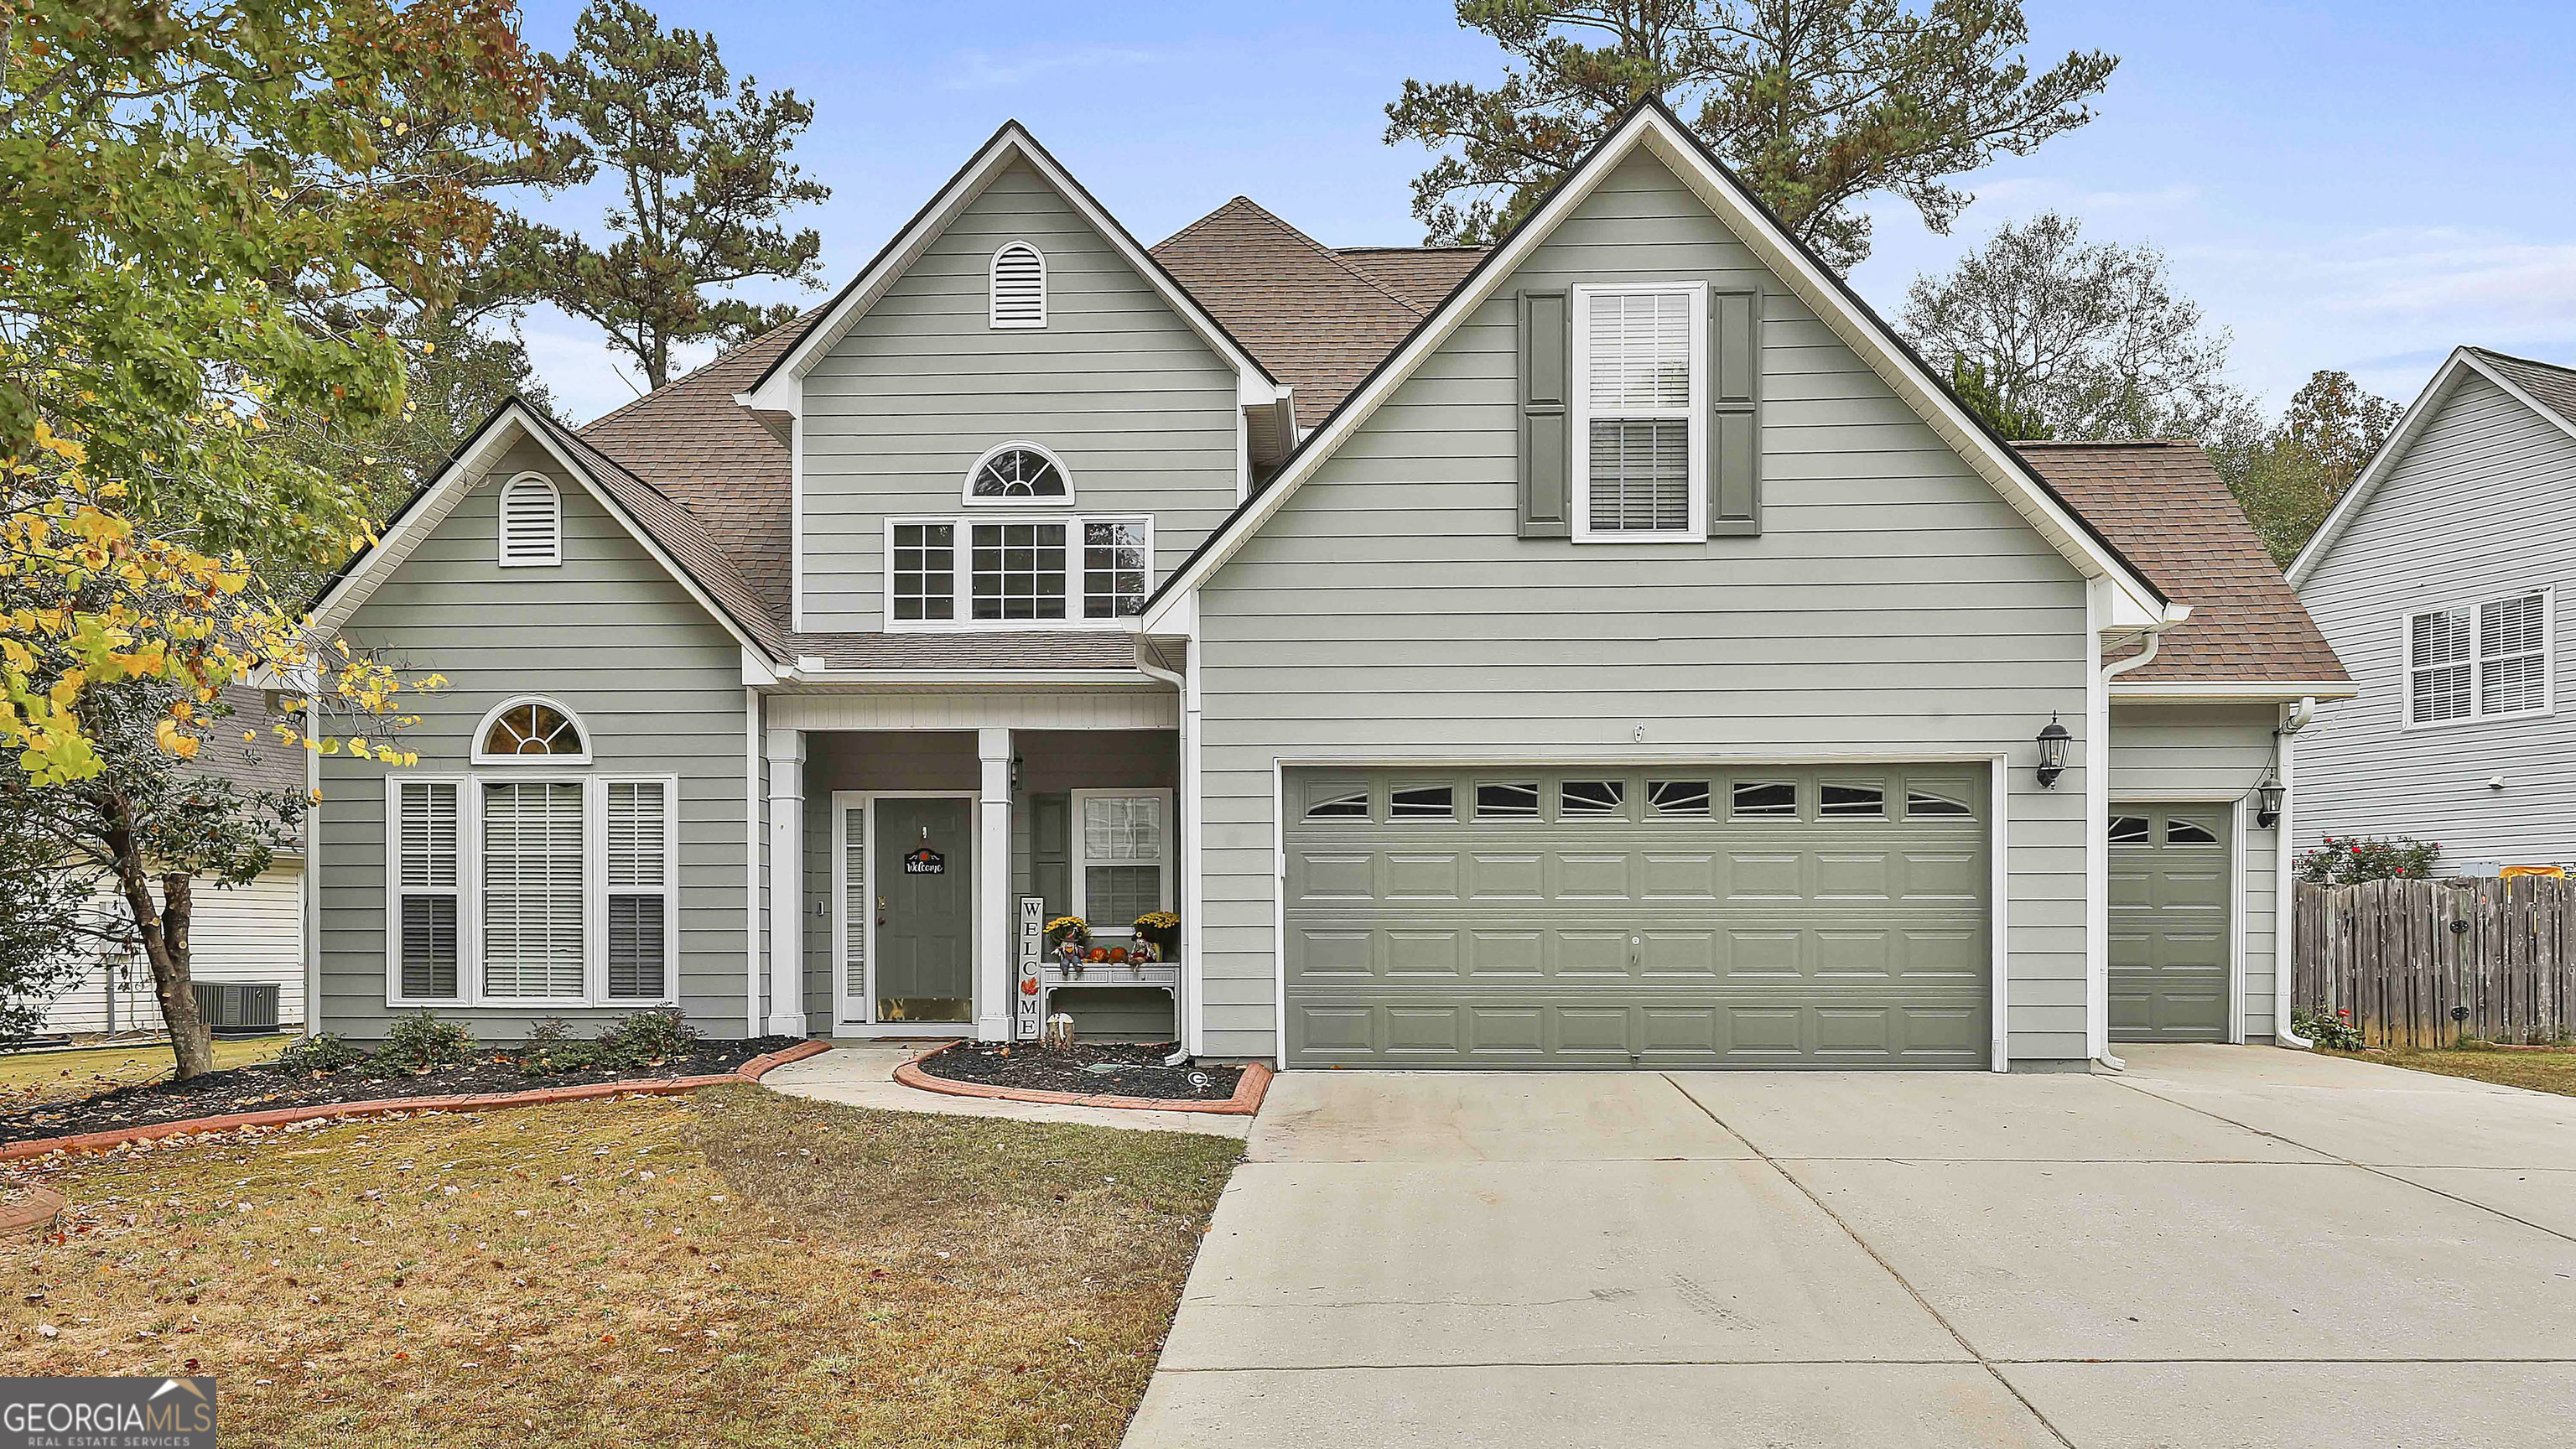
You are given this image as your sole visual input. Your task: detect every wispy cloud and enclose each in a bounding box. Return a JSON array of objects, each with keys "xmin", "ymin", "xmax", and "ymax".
[{"xmin": 943, "ymin": 44, "xmax": 1167, "ymax": 91}]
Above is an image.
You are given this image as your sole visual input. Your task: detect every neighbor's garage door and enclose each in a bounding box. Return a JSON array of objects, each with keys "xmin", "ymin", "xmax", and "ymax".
[
  {"xmin": 2109, "ymin": 803, "xmax": 2232, "ymax": 1042},
  {"xmin": 1282, "ymin": 766, "xmax": 1991, "ymax": 1069}
]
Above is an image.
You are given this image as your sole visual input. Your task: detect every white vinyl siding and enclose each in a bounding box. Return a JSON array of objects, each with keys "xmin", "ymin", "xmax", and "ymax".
[
  {"xmin": 496, "ymin": 474, "xmax": 562, "ymax": 567},
  {"xmin": 1071, "ymin": 789, "xmax": 1172, "ymax": 938},
  {"xmin": 1572, "ymin": 282, "xmax": 1706, "ymax": 540},
  {"xmin": 989, "ymin": 241, "xmax": 1046, "ymax": 329},
  {"xmin": 2405, "ymin": 587, "xmax": 2554, "ymax": 729},
  {"xmin": 481, "ymin": 780, "xmax": 586, "ymax": 1000},
  {"xmin": 883, "ymin": 515, "xmax": 1150, "ymax": 629}
]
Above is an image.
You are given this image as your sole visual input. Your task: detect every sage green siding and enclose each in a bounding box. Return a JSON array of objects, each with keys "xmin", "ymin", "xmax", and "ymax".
[
  {"xmin": 799, "ymin": 159, "xmax": 1242, "ymax": 632},
  {"xmin": 2298, "ymin": 373, "xmax": 2576, "ymax": 869},
  {"xmin": 1193, "ymin": 149, "xmax": 2096, "ymax": 1066},
  {"xmin": 2108, "ymin": 704, "xmax": 2280, "ymax": 1039},
  {"xmin": 316, "ymin": 435, "xmax": 753, "ymax": 1040}
]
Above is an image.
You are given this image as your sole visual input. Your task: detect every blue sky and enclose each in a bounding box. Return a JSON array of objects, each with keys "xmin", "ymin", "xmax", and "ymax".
[{"xmin": 510, "ymin": 1, "xmax": 2576, "ymax": 425}]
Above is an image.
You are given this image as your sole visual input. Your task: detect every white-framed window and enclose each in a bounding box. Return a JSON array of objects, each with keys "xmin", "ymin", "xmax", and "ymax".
[
  {"xmin": 885, "ymin": 515, "xmax": 1151, "ymax": 628},
  {"xmin": 1070, "ymin": 789, "xmax": 1172, "ymax": 939},
  {"xmin": 382, "ymin": 772, "xmax": 679, "ymax": 1008},
  {"xmin": 473, "ymin": 697, "xmax": 591, "ymax": 765},
  {"xmin": 496, "ymin": 472, "xmax": 563, "ymax": 567},
  {"xmin": 1571, "ymin": 281, "xmax": 1706, "ymax": 542},
  {"xmin": 963, "ymin": 441, "xmax": 1072, "ymax": 504},
  {"xmin": 989, "ymin": 241, "xmax": 1046, "ymax": 329},
  {"xmin": 2405, "ymin": 588, "xmax": 2554, "ymax": 730}
]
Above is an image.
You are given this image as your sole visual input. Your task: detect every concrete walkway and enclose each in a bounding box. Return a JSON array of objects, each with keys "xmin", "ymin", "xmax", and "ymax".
[
  {"xmin": 1126, "ymin": 1046, "xmax": 2576, "ymax": 1448},
  {"xmin": 756, "ymin": 1041, "xmax": 1250, "ymax": 1139}
]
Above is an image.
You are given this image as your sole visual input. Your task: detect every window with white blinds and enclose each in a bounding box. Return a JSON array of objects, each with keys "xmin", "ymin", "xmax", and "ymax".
[
  {"xmin": 1572, "ymin": 283, "xmax": 1706, "ymax": 539},
  {"xmin": 2408, "ymin": 589, "xmax": 2553, "ymax": 727},
  {"xmin": 1072, "ymin": 791, "xmax": 1171, "ymax": 936},
  {"xmin": 395, "ymin": 781, "xmax": 461, "ymax": 1000},
  {"xmin": 989, "ymin": 242, "xmax": 1046, "ymax": 329},
  {"xmin": 605, "ymin": 781, "xmax": 671, "ymax": 1000},
  {"xmin": 496, "ymin": 474, "xmax": 562, "ymax": 567},
  {"xmin": 481, "ymin": 780, "xmax": 587, "ymax": 999}
]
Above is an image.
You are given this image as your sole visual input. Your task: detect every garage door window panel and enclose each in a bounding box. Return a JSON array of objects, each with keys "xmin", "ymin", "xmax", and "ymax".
[
  {"xmin": 1820, "ymin": 782, "xmax": 1887, "ymax": 818},
  {"xmin": 1389, "ymin": 784, "xmax": 1456, "ymax": 820},
  {"xmin": 1304, "ymin": 782, "xmax": 1372, "ymax": 821},
  {"xmin": 1731, "ymin": 780, "xmax": 1799, "ymax": 818},
  {"xmin": 1561, "ymin": 779, "xmax": 1627, "ymax": 818},
  {"xmin": 1647, "ymin": 779, "xmax": 1711, "ymax": 817},
  {"xmin": 1473, "ymin": 782, "xmax": 1540, "ymax": 819}
]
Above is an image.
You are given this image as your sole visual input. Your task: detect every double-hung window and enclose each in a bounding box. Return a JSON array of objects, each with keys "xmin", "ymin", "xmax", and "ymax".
[
  {"xmin": 1571, "ymin": 282, "xmax": 1706, "ymax": 541},
  {"xmin": 2406, "ymin": 589, "xmax": 2553, "ymax": 728},
  {"xmin": 887, "ymin": 515, "xmax": 1150, "ymax": 626},
  {"xmin": 605, "ymin": 782, "xmax": 674, "ymax": 1000},
  {"xmin": 1070, "ymin": 789, "xmax": 1172, "ymax": 938},
  {"xmin": 393, "ymin": 782, "xmax": 461, "ymax": 1000}
]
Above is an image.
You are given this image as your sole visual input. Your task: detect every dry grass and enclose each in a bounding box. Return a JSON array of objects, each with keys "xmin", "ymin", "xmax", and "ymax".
[
  {"xmin": 2339, "ymin": 1045, "xmax": 2576, "ymax": 1098},
  {"xmin": 0, "ymin": 1036, "xmax": 293, "ymax": 1108},
  {"xmin": 0, "ymin": 1085, "xmax": 1240, "ymax": 1446}
]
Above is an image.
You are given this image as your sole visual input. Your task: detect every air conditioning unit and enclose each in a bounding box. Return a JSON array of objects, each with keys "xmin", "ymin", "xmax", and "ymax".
[{"xmin": 193, "ymin": 981, "xmax": 282, "ymax": 1039}]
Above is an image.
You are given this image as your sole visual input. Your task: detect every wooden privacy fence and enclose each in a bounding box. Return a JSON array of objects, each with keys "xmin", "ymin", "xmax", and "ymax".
[{"xmin": 2294, "ymin": 876, "xmax": 2576, "ymax": 1047}]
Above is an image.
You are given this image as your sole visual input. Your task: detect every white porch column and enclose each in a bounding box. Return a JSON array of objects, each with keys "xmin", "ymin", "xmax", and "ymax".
[
  {"xmin": 765, "ymin": 727, "xmax": 809, "ymax": 1037},
  {"xmin": 976, "ymin": 727, "xmax": 1013, "ymax": 1043}
]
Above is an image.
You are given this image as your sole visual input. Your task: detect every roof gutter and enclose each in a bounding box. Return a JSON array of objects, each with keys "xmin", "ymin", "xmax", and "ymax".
[{"xmin": 2090, "ymin": 605, "xmax": 2191, "ymax": 1073}]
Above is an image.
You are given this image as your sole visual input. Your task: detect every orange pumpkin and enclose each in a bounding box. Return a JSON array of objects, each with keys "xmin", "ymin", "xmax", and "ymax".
[
  {"xmin": 1087, "ymin": 948, "xmax": 1108, "ymax": 963},
  {"xmin": 1108, "ymin": 947, "xmax": 1129, "ymax": 963}
]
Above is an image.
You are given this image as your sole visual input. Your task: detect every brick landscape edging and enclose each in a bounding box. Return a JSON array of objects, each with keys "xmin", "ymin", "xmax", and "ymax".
[
  {"xmin": 893, "ymin": 1046, "xmax": 1272, "ymax": 1116},
  {"xmin": 0, "ymin": 1039, "xmax": 834, "ymax": 1164}
]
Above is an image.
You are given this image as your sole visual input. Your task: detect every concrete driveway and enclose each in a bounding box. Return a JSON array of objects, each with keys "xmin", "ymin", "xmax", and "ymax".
[{"xmin": 1125, "ymin": 1046, "xmax": 2576, "ymax": 1449}]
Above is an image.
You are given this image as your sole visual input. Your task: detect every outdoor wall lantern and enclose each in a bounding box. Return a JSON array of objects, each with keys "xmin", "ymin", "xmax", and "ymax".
[
  {"xmin": 2256, "ymin": 770, "xmax": 2284, "ymax": 829},
  {"xmin": 2035, "ymin": 714, "xmax": 2071, "ymax": 788}
]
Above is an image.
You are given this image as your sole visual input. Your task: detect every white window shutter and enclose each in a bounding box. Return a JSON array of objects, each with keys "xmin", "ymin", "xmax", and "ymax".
[
  {"xmin": 482, "ymin": 780, "xmax": 586, "ymax": 998},
  {"xmin": 497, "ymin": 475, "xmax": 562, "ymax": 567},
  {"xmin": 989, "ymin": 242, "xmax": 1046, "ymax": 329}
]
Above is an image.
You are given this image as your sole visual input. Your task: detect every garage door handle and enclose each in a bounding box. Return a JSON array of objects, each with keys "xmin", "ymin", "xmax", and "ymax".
[{"xmin": 1629, "ymin": 933, "xmax": 1640, "ymax": 967}]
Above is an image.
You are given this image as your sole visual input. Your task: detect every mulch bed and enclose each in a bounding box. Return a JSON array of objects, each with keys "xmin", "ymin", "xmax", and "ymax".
[
  {"xmin": 914, "ymin": 1041, "xmax": 1243, "ymax": 1103},
  {"xmin": 0, "ymin": 1037, "xmax": 804, "ymax": 1147}
]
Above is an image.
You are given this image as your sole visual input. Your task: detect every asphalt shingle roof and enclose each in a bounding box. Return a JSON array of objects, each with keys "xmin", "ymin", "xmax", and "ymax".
[
  {"xmin": 2014, "ymin": 441, "xmax": 2348, "ymax": 683},
  {"xmin": 2465, "ymin": 346, "xmax": 2576, "ymax": 428}
]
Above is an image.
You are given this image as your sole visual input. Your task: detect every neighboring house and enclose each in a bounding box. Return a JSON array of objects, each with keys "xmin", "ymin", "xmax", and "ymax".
[
  {"xmin": 38, "ymin": 687, "xmax": 309, "ymax": 1039},
  {"xmin": 2289, "ymin": 346, "xmax": 2576, "ymax": 875},
  {"xmin": 304, "ymin": 101, "xmax": 2349, "ymax": 1069}
]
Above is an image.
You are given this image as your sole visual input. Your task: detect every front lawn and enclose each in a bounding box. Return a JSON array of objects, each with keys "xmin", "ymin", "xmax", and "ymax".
[
  {"xmin": 2331, "ymin": 1045, "xmax": 2576, "ymax": 1098},
  {"xmin": 0, "ymin": 1085, "xmax": 1241, "ymax": 1446},
  {"xmin": 0, "ymin": 1036, "xmax": 292, "ymax": 1109}
]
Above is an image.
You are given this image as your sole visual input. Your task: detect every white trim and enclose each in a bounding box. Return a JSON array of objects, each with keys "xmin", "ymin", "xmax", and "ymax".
[
  {"xmin": 1139, "ymin": 103, "xmax": 2167, "ymax": 633},
  {"xmin": 988, "ymin": 239, "xmax": 1047, "ymax": 330},
  {"xmin": 2109, "ymin": 680, "xmax": 2360, "ymax": 702},
  {"xmin": 2289, "ymin": 347, "xmax": 2576, "ymax": 589},
  {"xmin": 1990, "ymin": 755, "xmax": 2010, "ymax": 1072},
  {"xmin": 495, "ymin": 472, "xmax": 563, "ymax": 568},
  {"xmin": 745, "ymin": 686, "xmax": 762, "ymax": 1036},
  {"xmin": 765, "ymin": 728, "xmax": 808, "ymax": 1036},
  {"xmin": 1067, "ymin": 788, "xmax": 1176, "ymax": 939},
  {"xmin": 310, "ymin": 405, "xmax": 774, "ymax": 662},
  {"xmin": 2232, "ymin": 795, "xmax": 2250, "ymax": 1045},
  {"xmin": 1571, "ymin": 280, "xmax": 1709, "ymax": 543},
  {"xmin": 2274, "ymin": 699, "xmax": 2316, "ymax": 1048},
  {"xmin": 835, "ymin": 790, "xmax": 985, "ymax": 1031},
  {"xmin": 2085, "ymin": 589, "xmax": 2116, "ymax": 1067},
  {"xmin": 1271, "ymin": 756, "xmax": 1288, "ymax": 1066},
  {"xmin": 828, "ymin": 790, "xmax": 866, "ymax": 1030},
  {"xmin": 961, "ymin": 439, "xmax": 1075, "ymax": 506},
  {"xmin": 2397, "ymin": 585, "xmax": 2555, "ymax": 732},
  {"xmin": 738, "ymin": 122, "xmax": 1277, "ymax": 414},
  {"xmin": 470, "ymin": 695, "xmax": 595, "ymax": 766},
  {"xmin": 767, "ymin": 688, "xmax": 1177, "ymax": 733},
  {"xmin": 790, "ymin": 409, "xmax": 806, "ymax": 633},
  {"xmin": 772, "ymin": 667, "xmax": 1171, "ymax": 688},
  {"xmin": 975, "ymin": 730, "xmax": 1012, "ymax": 1042},
  {"xmin": 882, "ymin": 513, "xmax": 1152, "ymax": 631},
  {"xmin": 305, "ymin": 694, "xmax": 323, "ymax": 1036}
]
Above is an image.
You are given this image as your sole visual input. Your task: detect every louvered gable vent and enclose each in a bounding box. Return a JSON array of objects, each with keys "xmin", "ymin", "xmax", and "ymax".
[
  {"xmin": 989, "ymin": 242, "xmax": 1046, "ymax": 330},
  {"xmin": 497, "ymin": 474, "xmax": 561, "ymax": 566}
]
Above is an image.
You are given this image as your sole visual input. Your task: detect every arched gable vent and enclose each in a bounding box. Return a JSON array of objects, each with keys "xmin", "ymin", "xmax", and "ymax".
[
  {"xmin": 497, "ymin": 473, "xmax": 562, "ymax": 567},
  {"xmin": 989, "ymin": 242, "xmax": 1046, "ymax": 330}
]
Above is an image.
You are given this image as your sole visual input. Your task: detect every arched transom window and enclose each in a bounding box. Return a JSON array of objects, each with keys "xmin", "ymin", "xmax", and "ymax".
[
  {"xmin": 475, "ymin": 699, "xmax": 589, "ymax": 763},
  {"xmin": 966, "ymin": 443, "xmax": 1070, "ymax": 502}
]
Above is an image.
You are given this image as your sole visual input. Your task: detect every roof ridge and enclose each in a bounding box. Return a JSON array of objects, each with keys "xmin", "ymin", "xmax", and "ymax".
[
  {"xmin": 1171, "ymin": 195, "xmax": 1430, "ymax": 317},
  {"xmin": 2465, "ymin": 344, "xmax": 2576, "ymax": 377}
]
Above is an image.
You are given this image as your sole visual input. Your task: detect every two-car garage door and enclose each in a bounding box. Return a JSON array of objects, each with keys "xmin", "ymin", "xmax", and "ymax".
[{"xmin": 1282, "ymin": 765, "xmax": 1992, "ymax": 1070}]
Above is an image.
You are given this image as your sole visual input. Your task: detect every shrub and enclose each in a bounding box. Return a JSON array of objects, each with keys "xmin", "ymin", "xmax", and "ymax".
[
  {"xmin": 2293, "ymin": 1005, "xmax": 2364, "ymax": 1052},
  {"xmin": 594, "ymin": 1007, "xmax": 700, "ymax": 1069},
  {"xmin": 273, "ymin": 1032, "xmax": 366, "ymax": 1075},
  {"xmin": 373, "ymin": 1010, "xmax": 478, "ymax": 1074},
  {"xmin": 517, "ymin": 1016, "xmax": 602, "ymax": 1076},
  {"xmin": 2297, "ymin": 835, "xmax": 2441, "ymax": 885}
]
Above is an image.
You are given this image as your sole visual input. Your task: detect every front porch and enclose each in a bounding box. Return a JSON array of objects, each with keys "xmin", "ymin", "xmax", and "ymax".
[{"xmin": 763, "ymin": 703, "xmax": 1187, "ymax": 1047}]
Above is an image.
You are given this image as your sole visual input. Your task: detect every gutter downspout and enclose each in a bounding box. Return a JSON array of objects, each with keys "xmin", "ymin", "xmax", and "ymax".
[
  {"xmin": 2274, "ymin": 696, "xmax": 2319, "ymax": 1048},
  {"xmin": 1135, "ymin": 642, "xmax": 1197, "ymax": 1069},
  {"xmin": 2092, "ymin": 618, "xmax": 2183, "ymax": 1072}
]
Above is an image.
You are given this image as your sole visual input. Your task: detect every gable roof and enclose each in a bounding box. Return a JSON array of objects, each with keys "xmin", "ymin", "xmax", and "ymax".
[
  {"xmin": 1151, "ymin": 198, "xmax": 1483, "ymax": 416},
  {"xmin": 2015, "ymin": 442, "xmax": 2347, "ymax": 687},
  {"xmin": 2288, "ymin": 345, "xmax": 2576, "ymax": 589},
  {"xmin": 738, "ymin": 121, "xmax": 1279, "ymax": 413},
  {"xmin": 1138, "ymin": 98, "xmax": 2174, "ymax": 632},
  {"xmin": 1333, "ymin": 245, "xmax": 1489, "ymax": 309}
]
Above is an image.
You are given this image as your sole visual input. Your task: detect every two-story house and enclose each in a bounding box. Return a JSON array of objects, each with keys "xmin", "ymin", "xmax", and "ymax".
[
  {"xmin": 304, "ymin": 102, "xmax": 2349, "ymax": 1071},
  {"xmin": 2289, "ymin": 346, "xmax": 2576, "ymax": 875}
]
